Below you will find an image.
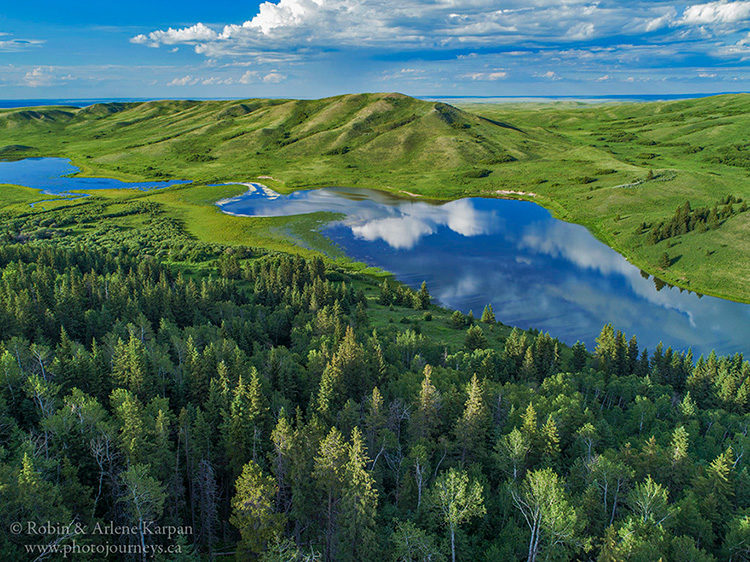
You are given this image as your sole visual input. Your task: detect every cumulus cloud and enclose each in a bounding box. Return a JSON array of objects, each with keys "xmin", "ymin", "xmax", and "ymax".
[
  {"xmin": 166, "ymin": 69, "xmax": 287, "ymax": 87},
  {"xmin": 21, "ymin": 66, "xmax": 74, "ymax": 87},
  {"xmin": 238, "ymin": 70, "xmax": 287, "ymax": 83},
  {"xmin": 681, "ymin": 0, "xmax": 750, "ymax": 24},
  {"xmin": 126, "ymin": 0, "xmax": 750, "ymax": 88},
  {"xmin": 537, "ymin": 70, "xmax": 560, "ymax": 80},
  {"xmin": 167, "ymin": 75, "xmax": 199, "ymax": 86},
  {"xmin": 130, "ymin": 0, "xmax": 665, "ymax": 57},
  {"xmin": 262, "ymin": 71, "xmax": 286, "ymax": 83},
  {"xmin": 644, "ymin": 1, "xmax": 750, "ymax": 31},
  {"xmin": 131, "ymin": 23, "xmax": 217, "ymax": 48}
]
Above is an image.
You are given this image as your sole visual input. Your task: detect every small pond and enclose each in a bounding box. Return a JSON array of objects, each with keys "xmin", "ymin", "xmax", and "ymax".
[{"xmin": 0, "ymin": 157, "xmax": 188, "ymax": 199}]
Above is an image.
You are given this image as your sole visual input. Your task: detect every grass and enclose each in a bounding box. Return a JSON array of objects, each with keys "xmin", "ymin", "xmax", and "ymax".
[
  {"xmin": 0, "ymin": 183, "xmax": 61, "ymax": 210},
  {"xmin": 1, "ymin": 92, "xmax": 749, "ymax": 301},
  {"xmin": 87, "ymin": 183, "xmax": 344, "ymax": 258}
]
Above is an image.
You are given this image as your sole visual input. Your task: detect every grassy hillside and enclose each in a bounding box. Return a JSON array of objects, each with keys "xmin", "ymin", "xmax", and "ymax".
[
  {"xmin": 0, "ymin": 92, "xmax": 748, "ymax": 301},
  {"xmin": 0, "ymin": 93, "xmax": 528, "ymax": 192}
]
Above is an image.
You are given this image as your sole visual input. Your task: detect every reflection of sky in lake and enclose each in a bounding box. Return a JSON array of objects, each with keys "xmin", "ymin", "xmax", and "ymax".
[
  {"xmin": 0, "ymin": 157, "xmax": 188, "ymax": 197},
  {"xmin": 220, "ymin": 183, "xmax": 750, "ymax": 356}
]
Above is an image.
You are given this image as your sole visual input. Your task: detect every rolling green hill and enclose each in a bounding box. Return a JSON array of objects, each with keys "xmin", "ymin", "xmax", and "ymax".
[
  {"xmin": 0, "ymin": 93, "xmax": 530, "ymax": 190},
  {"xmin": 0, "ymin": 92, "xmax": 748, "ymax": 301}
]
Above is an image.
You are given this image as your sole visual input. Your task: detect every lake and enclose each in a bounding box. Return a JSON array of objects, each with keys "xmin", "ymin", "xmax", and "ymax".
[
  {"xmin": 218, "ymin": 183, "xmax": 750, "ymax": 357},
  {"xmin": 0, "ymin": 157, "xmax": 188, "ymax": 198},
  {"xmin": 1, "ymin": 157, "xmax": 748, "ymax": 357}
]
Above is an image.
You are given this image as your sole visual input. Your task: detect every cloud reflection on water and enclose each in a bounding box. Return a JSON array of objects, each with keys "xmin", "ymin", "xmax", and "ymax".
[
  {"xmin": 220, "ymin": 184, "xmax": 500, "ymax": 249},
  {"xmin": 216, "ymin": 183, "xmax": 750, "ymax": 355}
]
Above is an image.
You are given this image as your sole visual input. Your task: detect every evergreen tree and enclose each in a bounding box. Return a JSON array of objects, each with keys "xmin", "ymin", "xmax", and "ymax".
[
  {"xmin": 231, "ymin": 460, "xmax": 284, "ymax": 557},
  {"xmin": 338, "ymin": 428, "xmax": 378, "ymax": 561},
  {"xmin": 112, "ymin": 334, "xmax": 149, "ymax": 397},
  {"xmin": 269, "ymin": 409, "xmax": 295, "ymax": 513},
  {"xmin": 410, "ymin": 365, "xmax": 441, "ymax": 441},
  {"xmin": 414, "ymin": 281, "xmax": 431, "ymax": 310},
  {"xmin": 541, "ymin": 415, "xmax": 561, "ymax": 467},
  {"xmin": 313, "ymin": 427, "xmax": 349, "ymax": 561},
  {"xmin": 481, "ymin": 304, "xmax": 496, "ymax": 324},
  {"xmin": 464, "ymin": 325, "xmax": 488, "ymax": 351},
  {"xmin": 570, "ymin": 341, "xmax": 587, "ymax": 372},
  {"xmin": 228, "ymin": 369, "xmax": 268, "ymax": 473},
  {"xmin": 454, "ymin": 374, "xmax": 489, "ymax": 463}
]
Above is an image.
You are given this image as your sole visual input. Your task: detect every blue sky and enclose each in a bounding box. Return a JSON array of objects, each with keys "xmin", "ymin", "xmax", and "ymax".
[{"xmin": 1, "ymin": 0, "xmax": 748, "ymax": 99}]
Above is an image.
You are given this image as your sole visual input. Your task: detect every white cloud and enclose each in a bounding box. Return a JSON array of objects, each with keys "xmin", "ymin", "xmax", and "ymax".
[
  {"xmin": 643, "ymin": 1, "xmax": 750, "ymax": 32},
  {"xmin": 238, "ymin": 70, "xmax": 287, "ymax": 83},
  {"xmin": 537, "ymin": 70, "xmax": 559, "ymax": 80},
  {"xmin": 644, "ymin": 8, "xmax": 678, "ymax": 32},
  {"xmin": 717, "ymin": 31, "xmax": 750, "ymax": 57},
  {"xmin": 21, "ymin": 66, "xmax": 74, "ymax": 87},
  {"xmin": 567, "ymin": 22, "xmax": 595, "ymax": 40},
  {"xmin": 167, "ymin": 75, "xmax": 199, "ymax": 86},
  {"xmin": 262, "ymin": 71, "xmax": 286, "ymax": 83},
  {"xmin": 126, "ymin": 0, "xmax": 750, "ymax": 85},
  {"xmin": 239, "ymin": 70, "xmax": 258, "ymax": 84},
  {"xmin": 698, "ymin": 71, "xmax": 718, "ymax": 76},
  {"xmin": 129, "ymin": 0, "xmax": 682, "ymax": 57},
  {"xmin": 23, "ymin": 67, "xmax": 50, "ymax": 87},
  {"xmin": 0, "ymin": 33, "xmax": 44, "ymax": 52},
  {"xmin": 596, "ymin": 74, "xmax": 611, "ymax": 81},
  {"xmin": 201, "ymin": 76, "xmax": 235, "ymax": 85},
  {"xmin": 462, "ymin": 71, "xmax": 508, "ymax": 80},
  {"xmin": 682, "ymin": 0, "xmax": 750, "ymax": 24},
  {"xmin": 131, "ymin": 23, "xmax": 217, "ymax": 48}
]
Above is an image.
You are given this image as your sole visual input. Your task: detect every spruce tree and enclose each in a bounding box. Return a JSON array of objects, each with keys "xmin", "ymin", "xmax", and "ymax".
[
  {"xmin": 231, "ymin": 460, "xmax": 284, "ymax": 557},
  {"xmin": 454, "ymin": 374, "xmax": 489, "ymax": 463},
  {"xmin": 465, "ymin": 325, "xmax": 488, "ymax": 351},
  {"xmin": 481, "ymin": 304, "xmax": 496, "ymax": 324},
  {"xmin": 338, "ymin": 428, "xmax": 378, "ymax": 561},
  {"xmin": 570, "ymin": 341, "xmax": 587, "ymax": 372},
  {"xmin": 415, "ymin": 281, "xmax": 431, "ymax": 310},
  {"xmin": 410, "ymin": 365, "xmax": 442, "ymax": 441},
  {"xmin": 313, "ymin": 427, "xmax": 348, "ymax": 560}
]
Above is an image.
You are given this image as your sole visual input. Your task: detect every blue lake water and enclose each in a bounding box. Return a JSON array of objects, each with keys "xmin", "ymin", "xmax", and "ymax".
[
  {"xmin": 218, "ymin": 183, "xmax": 750, "ymax": 357},
  {"xmin": 0, "ymin": 157, "xmax": 188, "ymax": 198}
]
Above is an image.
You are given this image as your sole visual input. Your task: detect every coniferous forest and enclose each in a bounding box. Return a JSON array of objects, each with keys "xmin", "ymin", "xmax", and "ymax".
[{"xmin": 1, "ymin": 201, "xmax": 749, "ymax": 561}]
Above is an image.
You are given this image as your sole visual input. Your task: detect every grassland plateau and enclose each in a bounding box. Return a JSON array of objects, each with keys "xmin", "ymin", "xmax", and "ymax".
[{"xmin": 0, "ymin": 92, "xmax": 748, "ymax": 301}]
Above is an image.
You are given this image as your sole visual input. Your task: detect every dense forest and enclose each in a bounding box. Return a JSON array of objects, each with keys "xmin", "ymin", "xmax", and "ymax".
[{"xmin": 0, "ymin": 199, "xmax": 749, "ymax": 561}]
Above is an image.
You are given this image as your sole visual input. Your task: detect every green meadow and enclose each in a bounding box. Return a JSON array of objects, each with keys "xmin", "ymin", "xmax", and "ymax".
[{"xmin": 0, "ymin": 92, "xmax": 748, "ymax": 301}]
